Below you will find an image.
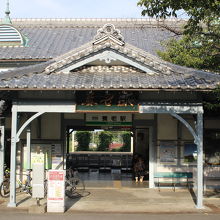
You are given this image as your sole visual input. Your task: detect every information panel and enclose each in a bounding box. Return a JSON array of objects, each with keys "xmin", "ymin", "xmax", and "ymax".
[
  {"xmin": 159, "ymin": 141, "xmax": 177, "ymax": 164},
  {"xmin": 47, "ymin": 170, "xmax": 65, "ymax": 213}
]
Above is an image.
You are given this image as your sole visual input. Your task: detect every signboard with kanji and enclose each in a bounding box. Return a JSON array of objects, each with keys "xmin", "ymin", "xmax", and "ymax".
[{"xmin": 47, "ymin": 170, "xmax": 65, "ymax": 212}]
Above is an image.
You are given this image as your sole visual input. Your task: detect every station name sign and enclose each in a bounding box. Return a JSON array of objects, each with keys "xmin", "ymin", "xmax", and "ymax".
[{"xmin": 86, "ymin": 113, "xmax": 132, "ymax": 127}]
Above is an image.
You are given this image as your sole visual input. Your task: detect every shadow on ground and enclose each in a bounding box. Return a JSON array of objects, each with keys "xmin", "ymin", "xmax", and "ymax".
[
  {"xmin": 65, "ymin": 190, "xmax": 91, "ymax": 211},
  {"xmin": 204, "ymin": 189, "xmax": 220, "ymax": 198}
]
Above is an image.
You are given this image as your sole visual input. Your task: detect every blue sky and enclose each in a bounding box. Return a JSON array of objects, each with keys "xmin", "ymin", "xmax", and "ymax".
[{"xmin": 2, "ymin": 0, "xmax": 144, "ymax": 18}]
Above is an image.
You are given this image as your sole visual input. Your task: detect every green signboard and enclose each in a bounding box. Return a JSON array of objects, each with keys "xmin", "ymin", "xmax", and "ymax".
[
  {"xmin": 86, "ymin": 121, "xmax": 132, "ymax": 126},
  {"xmin": 76, "ymin": 105, "xmax": 139, "ymax": 112}
]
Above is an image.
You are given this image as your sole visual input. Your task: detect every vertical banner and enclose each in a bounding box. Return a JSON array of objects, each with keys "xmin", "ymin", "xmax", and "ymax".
[{"xmin": 47, "ymin": 170, "xmax": 65, "ymax": 213}]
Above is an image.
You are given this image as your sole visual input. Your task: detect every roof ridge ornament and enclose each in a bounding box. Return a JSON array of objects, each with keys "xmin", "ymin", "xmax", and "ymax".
[
  {"xmin": 93, "ymin": 23, "xmax": 125, "ymax": 46},
  {"xmin": 3, "ymin": 0, "xmax": 12, "ymax": 24}
]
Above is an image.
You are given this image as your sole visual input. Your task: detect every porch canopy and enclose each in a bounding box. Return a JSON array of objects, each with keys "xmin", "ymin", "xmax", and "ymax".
[
  {"xmin": 6, "ymin": 100, "xmax": 204, "ymax": 209},
  {"xmin": 0, "ymin": 23, "xmax": 219, "ymax": 209}
]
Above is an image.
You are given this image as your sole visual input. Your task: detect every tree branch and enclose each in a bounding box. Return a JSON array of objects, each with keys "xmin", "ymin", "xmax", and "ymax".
[{"xmin": 159, "ymin": 24, "xmax": 183, "ymax": 36}]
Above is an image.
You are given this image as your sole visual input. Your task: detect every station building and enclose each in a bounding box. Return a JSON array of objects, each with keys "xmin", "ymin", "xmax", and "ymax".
[{"xmin": 0, "ymin": 4, "xmax": 220, "ymax": 209}]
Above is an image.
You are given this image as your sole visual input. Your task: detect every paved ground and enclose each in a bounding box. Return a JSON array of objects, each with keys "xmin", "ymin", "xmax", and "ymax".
[
  {"xmin": 1, "ymin": 213, "xmax": 220, "ymax": 220},
  {"xmin": 1, "ymin": 172, "xmax": 220, "ymax": 214},
  {"xmin": 0, "ymin": 187, "xmax": 220, "ymax": 214}
]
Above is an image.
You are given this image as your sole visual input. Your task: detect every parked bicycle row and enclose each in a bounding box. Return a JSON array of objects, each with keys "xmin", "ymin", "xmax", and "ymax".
[{"xmin": 0, "ymin": 166, "xmax": 85, "ymax": 199}]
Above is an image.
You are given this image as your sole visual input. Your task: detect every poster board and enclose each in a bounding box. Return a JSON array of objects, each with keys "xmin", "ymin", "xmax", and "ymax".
[
  {"xmin": 51, "ymin": 144, "xmax": 63, "ymax": 170},
  {"xmin": 182, "ymin": 143, "xmax": 197, "ymax": 164},
  {"xmin": 22, "ymin": 144, "xmax": 52, "ymax": 170},
  {"xmin": 159, "ymin": 141, "xmax": 177, "ymax": 164}
]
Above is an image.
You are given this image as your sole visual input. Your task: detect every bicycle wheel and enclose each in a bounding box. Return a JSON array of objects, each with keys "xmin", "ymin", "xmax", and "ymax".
[
  {"xmin": 65, "ymin": 177, "xmax": 85, "ymax": 199},
  {"xmin": 22, "ymin": 176, "xmax": 32, "ymax": 196},
  {"xmin": 25, "ymin": 184, "xmax": 32, "ymax": 196},
  {"xmin": 0, "ymin": 179, "xmax": 10, "ymax": 198}
]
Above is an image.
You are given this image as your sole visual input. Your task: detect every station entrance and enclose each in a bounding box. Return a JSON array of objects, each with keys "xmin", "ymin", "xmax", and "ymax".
[{"xmin": 66, "ymin": 125, "xmax": 150, "ymax": 188}]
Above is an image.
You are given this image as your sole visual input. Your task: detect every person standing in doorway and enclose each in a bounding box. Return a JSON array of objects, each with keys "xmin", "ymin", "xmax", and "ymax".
[{"xmin": 134, "ymin": 156, "xmax": 145, "ymax": 182}]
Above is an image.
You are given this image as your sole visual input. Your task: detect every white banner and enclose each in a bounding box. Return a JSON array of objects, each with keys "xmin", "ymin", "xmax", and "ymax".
[{"xmin": 47, "ymin": 170, "xmax": 65, "ymax": 213}]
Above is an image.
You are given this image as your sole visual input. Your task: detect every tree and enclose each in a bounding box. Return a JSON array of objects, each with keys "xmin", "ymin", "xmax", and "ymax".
[
  {"xmin": 138, "ymin": 0, "xmax": 220, "ymax": 33},
  {"xmin": 120, "ymin": 132, "xmax": 131, "ymax": 152},
  {"xmin": 137, "ymin": 0, "xmax": 220, "ymax": 72},
  {"xmin": 204, "ymin": 86, "xmax": 220, "ymax": 110},
  {"xmin": 75, "ymin": 131, "xmax": 91, "ymax": 151},
  {"xmin": 157, "ymin": 34, "xmax": 220, "ymax": 72},
  {"xmin": 97, "ymin": 131, "xmax": 113, "ymax": 151}
]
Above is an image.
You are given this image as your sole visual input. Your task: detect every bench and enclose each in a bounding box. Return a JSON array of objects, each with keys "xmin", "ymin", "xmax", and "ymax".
[{"xmin": 154, "ymin": 172, "xmax": 193, "ymax": 191}]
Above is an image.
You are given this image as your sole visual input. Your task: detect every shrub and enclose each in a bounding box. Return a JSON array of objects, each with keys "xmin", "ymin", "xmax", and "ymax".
[{"xmin": 75, "ymin": 131, "xmax": 91, "ymax": 151}]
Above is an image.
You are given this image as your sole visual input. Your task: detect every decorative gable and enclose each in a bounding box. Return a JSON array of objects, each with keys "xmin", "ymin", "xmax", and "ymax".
[
  {"xmin": 93, "ymin": 23, "xmax": 125, "ymax": 46},
  {"xmin": 45, "ymin": 23, "xmax": 172, "ymax": 76}
]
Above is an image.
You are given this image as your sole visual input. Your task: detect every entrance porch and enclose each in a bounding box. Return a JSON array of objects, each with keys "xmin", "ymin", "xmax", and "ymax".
[{"xmin": 3, "ymin": 101, "xmax": 205, "ymax": 209}]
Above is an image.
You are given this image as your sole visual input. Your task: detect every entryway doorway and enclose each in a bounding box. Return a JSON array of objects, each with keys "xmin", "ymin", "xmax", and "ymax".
[
  {"xmin": 134, "ymin": 128, "xmax": 150, "ymax": 180},
  {"xmin": 66, "ymin": 126, "xmax": 151, "ymax": 188}
]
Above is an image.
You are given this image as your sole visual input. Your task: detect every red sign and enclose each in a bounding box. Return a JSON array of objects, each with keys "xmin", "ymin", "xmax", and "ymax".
[
  {"xmin": 47, "ymin": 170, "xmax": 66, "ymax": 213},
  {"xmin": 49, "ymin": 171, "xmax": 64, "ymax": 181}
]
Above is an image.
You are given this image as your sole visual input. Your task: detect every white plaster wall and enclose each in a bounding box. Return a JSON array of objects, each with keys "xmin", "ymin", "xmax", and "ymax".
[
  {"xmin": 157, "ymin": 114, "xmax": 177, "ymax": 140},
  {"xmin": 30, "ymin": 119, "xmax": 38, "ymax": 139},
  {"xmin": 18, "ymin": 115, "xmax": 39, "ymax": 140},
  {"xmin": 181, "ymin": 119, "xmax": 195, "ymax": 140},
  {"xmin": 41, "ymin": 113, "xmax": 61, "ymax": 139}
]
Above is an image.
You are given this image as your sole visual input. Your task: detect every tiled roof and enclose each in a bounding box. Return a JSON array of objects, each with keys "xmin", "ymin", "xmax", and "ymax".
[
  {"xmin": 0, "ymin": 65, "xmax": 219, "ymax": 90},
  {"xmin": 0, "ymin": 18, "xmax": 178, "ymax": 60},
  {"xmin": 0, "ymin": 19, "xmax": 219, "ymax": 91}
]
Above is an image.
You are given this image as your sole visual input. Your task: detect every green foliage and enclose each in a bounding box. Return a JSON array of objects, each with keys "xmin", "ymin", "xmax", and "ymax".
[
  {"xmin": 138, "ymin": 0, "xmax": 220, "ymax": 73},
  {"xmin": 204, "ymin": 86, "xmax": 220, "ymax": 110},
  {"xmin": 137, "ymin": 0, "xmax": 220, "ymax": 31},
  {"xmin": 75, "ymin": 131, "xmax": 91, "ymax": 151},
  {"xmin": 120, "ymin": 132, "xmax": 131, "ymax": 152},
  {"xmin": 157, "ymin": 35, "xmax": 220, "ymax": 72},
  {"xmin": 97, "ymin": 131, "xmax": 113, "ymax": 151}
]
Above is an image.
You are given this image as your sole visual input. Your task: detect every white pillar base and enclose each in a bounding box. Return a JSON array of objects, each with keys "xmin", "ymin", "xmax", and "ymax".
[{"xmin": 7, "ymin": 202, "xmax": 17, "ymax": 207}]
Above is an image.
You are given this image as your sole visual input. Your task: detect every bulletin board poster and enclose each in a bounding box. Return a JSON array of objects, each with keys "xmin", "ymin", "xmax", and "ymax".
[
  {"xmin": 160, "ymin": 142, "xmax": 177, "ymax": 164},
  {"xmin": 32, "ymin": 153, "xmax": 45, "ymax": 164},
  {"xmin": 47, "ymin": 170, "xmax": 65, "ymax": 213},
  {"xmin": 183, "ymin": 143, "xmax": 197, "ymax": 163}
]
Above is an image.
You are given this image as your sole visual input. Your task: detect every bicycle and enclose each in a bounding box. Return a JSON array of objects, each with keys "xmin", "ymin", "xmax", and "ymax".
[
  {"xmin": 65, "ymin": 168, "xmax": 85, "ymax": 199},
  {"xmin": 0, "ymin": 168, "xmax": 32, "ymax": 198}
]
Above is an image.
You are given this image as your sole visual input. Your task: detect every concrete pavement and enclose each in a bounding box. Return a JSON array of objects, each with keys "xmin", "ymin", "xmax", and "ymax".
[{"xmin": 0, "ymin": 187, "xmax": 220, "ymax": 214}]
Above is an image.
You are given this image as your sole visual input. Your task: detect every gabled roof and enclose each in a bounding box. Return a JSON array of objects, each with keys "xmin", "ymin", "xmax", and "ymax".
[
  {"xmin": 44, "ymin": 23, "xmax": 169, "ymax": 76},
  {"xmin": 0, "ymin": 18, "xmax": 178, "ymax": 60},
  {"xmin": 0, "ymin": 23, "xmax": 219, "ymax": 91}
]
